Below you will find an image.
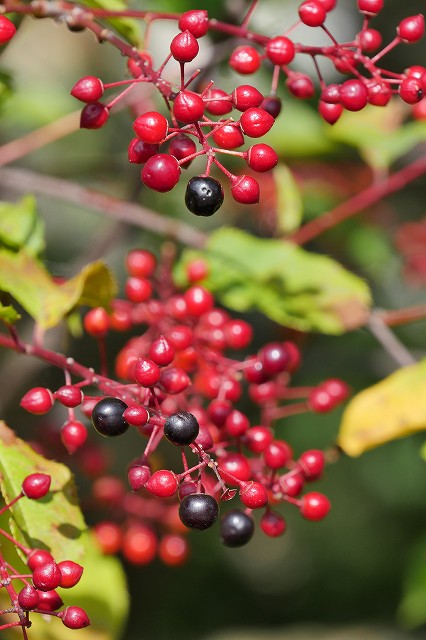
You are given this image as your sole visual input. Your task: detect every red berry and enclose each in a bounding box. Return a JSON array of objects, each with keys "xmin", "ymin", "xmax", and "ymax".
[
  {"xmin": 37, "ymin": 589, "xmax": 63, "ymax": 612},
  {"xmin": 61, "ymin": 420, "xmax": 88, "ymax": 454},
  {"xmin": 260, "ymin": 510, "xmax": 286, "ymax": 537},
  {"xmin": 122, "ymin": 524, "xmax": 157, "ymax": 565},
  {"xmin": 224, "ymin": 319, "xmax": 253, "ymax": 349},
  {"xmin": 178, "ymin": 9, "xmax": 209, "ymax": 38},
  {"xmin": 240, "ymin": 108, "xmax": 275, "ymax": 138},
  {"xmin": 204, "ymin": 88, "xmax": 233, "ymax": 116},
  {"xmin": 399, "ymin": 77, "xmax": 423, "ymax": 104},
  {"xmin": 173, "ymin": 90, "xmax": 204, "ymax": 123},
  {"xmin": 397, "ymin": 14, "xmax": 425, "ymax": 43},
  {"xmin": 244, "ymin": 426, "xmax": 273, "ymax": 453},
  {"xmin": 56, "ymin": 385, "xmax": 83, "ymax": 408},
  {"xmin": 299, "ymin": 1, "xmax": 327, "ymax": 27},
  {"xmin": 145, "ymin": 470, "xmax": 178, "ymax": 497},
  {"xmin": 126, "ymin": 249, "xmax": 156, "ymax": 277},
  {"xmin": 149, "ymin": 335, "xmax": 175, "ymax": 367},
  {"xmin": 20, "ymin": 387, "xmax": 54, "ymax": 415},
  {"xmin": 261, "ymin": 95, "xmax": 282, "ymax": 117},
  {"xmin": 229, "ymin": 45, "xmax": 261, "ymax": 75},
  {"xmin": 218, "ymin": 452, "xmax": 251, "ymax": 485},
  {"xmin": 368, "ymin": 82, "xmax": 392, "ymax": 107},
  {"xmin": 32, "ymin": 561, "xmax": 62, "ymax": 591},
  {"xmin": 160, "ymin": 367, "xmax": 191, "ymax": 394},
  {"xmin": 316, "ymin": 0, "xmax": 336, "ymax": 10},
  {"xmin": 125, "ymin": 276, "xmax": 152, "ymax": 302},
  {"xmin": 359, "ymin": 28, "xmax": 382, "ymax": 53},
  {"xmin": 321, "ymin": 378, "xmax": 350, "ymax": 403},
  {"xmin": 265, "ymin": 36, "xmax": 295, "ymax": 65},
  {"xmin": 212, "ymin": 122, "xmax": 245, "ymax": 149},
  {"xmin": 240, "ymin": 481, "xmax": 268, "ymax": 509},
  {"xmin": 60, "ymin": 606, "xmax": 90, "ymax": 630},
  {"xmin": 18, "ymin": 584, "xmax": 40, "ymax": 610},
  {"xmin": 0, "ymin": 15, "xmax": 16, "ymax": 45},
  {"xmin": 249, "ymin": 380, "xmax": 278, "ymax": 404},
  {"xmin": 128, "ymin": 138, "xmax": 159, "ymax": 164},
  {"xmin": 357, "ymin": 0, "xmax": 383, "ymax": 16},
  {"xmin": 170, "ymin": 30, "xmax": 199, "ymax": 62},
  {"xmin": 80, "ymin": 102, "xmax": 109, "ymax": 129},
  {"xmin": 27, "ymin": 549, "xmax": 55, "ymax": 572},
  {"xmin": 141, "ymin": 154, "xmax": 181, "ymax": 192},
  {"xmin": 134, "ymin": 357, "xmax": 160, "ymax": 387},
  {"xmin": 169, "ymin": 134, "xmax": 197, "ymax": 167},
  {"xmin": 246, "ymin": 144, "xmax": 278, "ymax": 172},
  {"xmin": 232, "ymin": 85, "xmax": 264, "ymax": 111},
  {"xmin": 159, "ymin": 534, "xmax": 189, "ymax": 566},
  {"xmin": 184, "ymin": 285, "xmax": 214, "ymax": 316},
  {"xmin": 280, "ymin": 471, "xmax": 304, "ymax": 497},
  {"xmin": 127, "ymin": 50, "xmax": 153, "ymax": 78},
  {"xmin": 225, "ymin": 409, "xmax": 250, "ymax": 437},
  {"xmin": 128, "ymin": 464, "xmax": 150, "ymax": 491},
  {"xmin": 286, "ymin": 74, "xmax": 315, "ymax": 99},
  {"xmin": 244, "ymin": 359, "xmax": 268, "ymax": 384},
  {"xmin": 123, "ymin": 405, "xmax": 149, "ymax": 426},
  {"xmin": 297, "ymin": 449, "xmax": 325, "ymax": 480},
  {"xmin": 185, "ymin": 259, "xmax": 209, "ymax": 283},
  {"xmin": 231, "ymin": 175, "xmax": 260, "ymax": 204},
  {"xmin": 263, "ymin": 440, "xmax": 293, "ymax": 469},
  {"xmin": 57, "ymin": 560, "xmax": 84, "ymax": 588},
  {"xmin": 309, "ymin": 386, "xmax": 335, "ymax": 412},
  {"xmin": 340, "ymin": 79, "xmax": 369, "ymax": 111},
  {"xmin": 318, "ymin": 101, "xmax": 343, "ymax": 125},
  {"xmin": 321, "ymin": 84, "xmax": 341, "ymax": 104},
  {"xmin": 300, "ymin": 492, "xmax": 331, "ymax": 521},
  {"xmin": 259, "ymin": 342, "xmax": 290, "ymax": 376},
  {"xmin": 133, "ymin": 111, "xmax": 168, "ymax": 144},
  {"xmin": 84, "ymin": 307, "xmax": 109, "ymax": 338},
  {"xmin": 71, "ymin": 76, "xmax": 104, "ymax": 102},
  {"xmin": 94, "ymin": 521, "xmax": 122, "ymax": 554},
  {"xmin": 22, "ymin": 473, "xmax": 51, "ymax": 499}
]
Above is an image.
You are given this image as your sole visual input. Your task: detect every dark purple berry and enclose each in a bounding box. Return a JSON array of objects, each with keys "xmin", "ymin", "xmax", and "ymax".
[
  {"xmin": 164, "ymin": 411, "xmax": 199, "ymax": 446},
  {"xmin": 91, "ymin": 397, "xmax": 129, "ymax": 437},
  {"xmin": 179, "ymin": 493, "xmax": 219, "ymax": 530},
  {"xmin": 185, "ymin": 176, "xmax": 224, "ymax": 216},
  {"xmin": 220, "ymin": 509, "xmax": 254, "ymax": 547}
]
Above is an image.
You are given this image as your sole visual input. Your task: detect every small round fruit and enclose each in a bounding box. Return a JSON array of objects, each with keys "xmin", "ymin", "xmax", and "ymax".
[
  {"xmin": 164, "ymin": 411, "xmax": 200, "ymax": 446},
  {"xmin": 91, "ymin": 397, "xmax": 129, "ymax": 437},
  {"xmin": 179, "ymin": 493, "xmax": 219, "ymax": 530},
  {"xmin": 220, "ymin": 509, "xmax": 254, "ymax": 547},
  {"xmin": 185, "ymin": 176, "xmax": 224, "ymax": 216},
  {"xmin": 141, "ymin": 154, "xmax": 181, "ymax": 192}
]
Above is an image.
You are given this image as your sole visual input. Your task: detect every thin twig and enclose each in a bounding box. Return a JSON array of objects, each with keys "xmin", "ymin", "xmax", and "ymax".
[{"xmin": 367, "ymin": 312, "xmax": 416, "ymax": 368}]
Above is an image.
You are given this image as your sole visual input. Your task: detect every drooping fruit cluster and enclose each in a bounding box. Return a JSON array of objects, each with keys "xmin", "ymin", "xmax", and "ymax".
[
  {"xmin": 59, "ymin": 3, "xmax": 426, "ymax": 215},
  {"xmin": 20, "ymin": 247, "xmax": 348, "ymax": 556},
  {"xmin": 0, "ymin": 473, "xmax": 89, "ymax": 635}
]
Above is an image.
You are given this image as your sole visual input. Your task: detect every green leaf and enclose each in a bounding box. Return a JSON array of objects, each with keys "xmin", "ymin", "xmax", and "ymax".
[
  {"xmin": 338, "ymin": 359, "xmax": 426, "ymax": 457},
  {"xmin": 0, "ymin": 422, "xmax": 88, "ymax": 562},
  {"xmin": 76, "ymin": 0, "xmax": 141, "ymax": 46},
  {"xmin": 0, "ymin": 196, "xmax": 44, "ymax": 255},
  {"xmin": 275, "ymin": 165, "xmax": 303, "ymax": 234},
  {"xmin": 0, "ymin": 250, "xmax": 117, "ymax": 329},
  {"xmin": 175, "ymin": 227, "xmax": 371, "ymax": 334},
  {"xmin": 398, "ymin": 538, "xmax": 426, "ymax": 629},
  {"xmin": 0, "ymin": 69, "xmax": 13, "ymax": 111},
  {"xmin": 0, "ymin": 301, "xmax": 20, "ymax": 324},
  {"xmin": 328, "ymin": 101, "xmax": 426, "ymax": 169}
]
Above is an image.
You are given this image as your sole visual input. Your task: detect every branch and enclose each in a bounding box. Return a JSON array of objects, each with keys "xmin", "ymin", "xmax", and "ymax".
[
  {"xmin": 367, "ymin": 312, "xmax": 416, "ymax": 368},
  {"xmin": 376, "ymin": 305, "xmax": 426, "ymax": 327},
  {"xmin": 289, "ymin": 153, "xmax": 426, "ymax": 245},
  {"xmin": 0, "ymin": 167, "xmax": 207, "ymax": 248}
]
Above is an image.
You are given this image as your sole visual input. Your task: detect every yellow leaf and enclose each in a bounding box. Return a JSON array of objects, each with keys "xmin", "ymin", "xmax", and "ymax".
[{"xmin": 337, "ymin": 359, "xmax": 426, "ymax": 457}]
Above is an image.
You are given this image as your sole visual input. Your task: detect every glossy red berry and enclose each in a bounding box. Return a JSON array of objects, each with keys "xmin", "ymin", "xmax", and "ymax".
[
  {"xmin": 212, "ymin": 122, "xmax": 245, "ymax": 149},
  {"xmin": 91, "ymin": 397, "xmax": 129, "ymax": 437},
  {"xmin": 185, "ymin": 259, "xmax": 209, "ymax": 283},
  {"xmin": 32, "ymin": 561, "xmax": 62, "ymax": 591},
  {"xmin": 316, "ymin": 0, "xmax": 336, "ymax": 10},
  {"xmin": 359, "ymin": 28, "xmax": 382, "ymax": 53},
  {"xmin": 0, "ymin": 15, "xmax": 16, "ymax": 44},
  {"xmin": 173, "ymin": 90, "xmax": 204, "ymax": 123},
  {"xmin": 244, "ymin": 426, "xmax": 273, "ymax": 453},
  {"xmin": 260, "ymin": 510, "xmax": 286, "ymax": 537},
  {"xmin": 265, "ymin": 36, "xmax": 295, "ymax": 65},
  {"xmin": 20, "ymin": 387, "xmax": 54, "ymax": 415},
  {"xmin": 263, "ymin": 440, "xmax": 293, "ymax": 469},
  {"xmin": 240, "ymin": 108, "xmax": 275, "ymax": 138},
  {"xmin": 128, "ymin": 138, "xmax": 159, "ymax": 164},
  {"xmin": 246, "ymin": 144, "xmax": 278, "ymax": 172},
  {"xmin": 22, "ymin": 473, "xmax": 51, "ymax": 499},
  {"xmin": 357, "ymin": 0, "xmax": 383, "ymax": 16},
  {"xmin": 231, "ymin": 175, "xmax": 260, "ymax": 205},
  {"xmin": 145, "ymin": 470, "xmax": 178, "ymax": 497},
  {"xmin": 126, "ymin": 249, "xmax": 156, "ymax": 277},
  {"xmin": 397, "ymin": 15, "xmax": 425, "ymax": 43},
  {"xmin": 340, "ymin": 79, "xmax": 369, "ymax": 111},
  {"xmin": 318, "ymin": 101, "xmax": 343, "ymax": 125},
  {"xmin": 368, "ymin": 83, "xmax": 392, "ymax": 107},
  {"xmin": 122, "ymin": 524, "xmax": 157, "ymax": 565},
  {"xmin": 27, "ymin": 549, "xmax": 55, "ymax": 572},
  {"xmin": 170, "ymin": 30, "xmax": 199, "ymax": 62},
  {"xmin": 133, "ymin": 112, "xmax": 168, "ymax": 144},
  {"xmin": 160, "ymin": 367, "xmax": 191, "ymax": 394},
  {"xmin": 185, "ymin": 176, "xmax": 224, "ymax": 216},
  {"xmin": 141, "ymin": 154, "xmax": 181, "ymax": 192},
  {"xmin": 286, "ymin": 74, "xmax": 315, "ymax": 99},
  {"xmin": 280, "ymin": 471, "xmax": 305, "ymax": 497},
  {"xmin": 204, "ymin": 88, "xmax": 233, "ymax": 115},
  {"xmin": 134, "ymin": 357, "xmax": 160, "ymax": 386},
  {"xmin": 128, "ymin": 464, "xmax": 150, "ymax": 491},
  {"xmin": 57, "ymin": 560, "xmax": 84, "ymax": 588},
  {"xmin": 169, "ymin": 134, "xmax": 197, "ymax": 168},
  {"xmin": 219, "ymin": 452, "xmax": 251, "ymax": 484},
  {"xmin": 37, "ymin": 589, "xmax": 63, "ymax": 612},
  {"xmin": 94, "ymin": 521, "xmax": 122, "ymax": 555},
  {"xmin": 184, "ymin": 285, "xmax": 214, "ymax": 316},
  {"xmin": 224, "ymin": 319, "xmax": 253, "ymax": 349},
  {"xmin": 399, "ymin": 77, "xmax": 423, "ymax": 104},
  {"xmin": 297, "ymin": 450, "xmax": 325, "ymax": 480},
  {"xmin": 159, "ymin": 534, "xmax": 189, "ymax": 566},
  {"xmin": 259, "ymin": 342, "xmax": 290, "ymax": 376},
  {"xmin": 300, "ymin": 492, "xmax": 331, "ymax": 521},
  {"xmin": 18, "ymin": 585, "xmax": 40, "ymax": 610},
  {"xmin": 80, "ymin": 102, "xmax": 109, "ymax": 129},
  {"xmin": 149, "ymin": 335, "xmax": 175, "ymax": 366},
  {"xmin": 225, "ymin": 409, "xmax": 250, "ymax": 437},
  {"xmin": 60, "ymin": 606, "xmax": 90, "ymax": 629},
  {"xmin": 179, "ymin": 493, "xmax": 219, "ymax": 530},
  {"xmin": 309, "ymin": 386, "xmax": 335, "ymax": 412},
  {"xmin": 56, "ymin": 385, "xmax": 83, "ymax": 408},
  {"xmin": 240, "ymin": 481, "xmax": 268, "ymax": 509},
  {"xmin": 71, "ymin": 76, "xmax": 104, "ymax": 102},
  {"xmin": 125, "ymin": 276, "xmax": 152, "ymax": 302},
  {"xmin": 221, "ymin": 510, "xmax": 254, "ymax": 547},
  {"xmin": 299, "ymin": 1, "xmax": 327, "ymax": 27},
  {"xmin": 61, "ymin": 420, "xmax": 88, "ymax": 454},
  {"xmin": 84, "ymin": 307, "xmax": 109, "ymax": 338},
  {"xmin": 229, "ymin": 45, "xmax": 261, "ymax": 75},
  {"xmin": 178, "ymin": 9, "xmax": 209, "ymax": 38},
  {"xmin": 321, "ymin": 84, "xmax": 341, "ymax": 104},
  {"xmin": 321, "ymin": 378, "xmax": 350, "ymax": 403},
  {"xmin": 232, "ymin": 85, "xmax": 264, "ymax": 111}
]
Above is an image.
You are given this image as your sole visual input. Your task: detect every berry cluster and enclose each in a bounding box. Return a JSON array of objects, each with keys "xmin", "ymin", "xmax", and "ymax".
[
  {"xmin": 0, "ymin": 473, "xmax": 89, "ymax": 635},
  {"xmin": 65, "ymin": 3, "xmax": 426, "ymax": 215},
  {"xmin": 20, "ymin": 248, "xmax": 349, "ymax": 554}
]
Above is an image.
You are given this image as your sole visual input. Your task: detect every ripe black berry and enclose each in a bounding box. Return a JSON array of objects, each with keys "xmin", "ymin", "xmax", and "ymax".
[
  {"xmin": 179, "ymin": 493, "xmax": 219, "ymax": 530},
  {"xmin": 185, "ymin": 176, "xmax": 224, "ymax": 216},
  {"xmin": 91, "ymin": 397, "xmax": 129, "ymax": 437},
  {"xmin": 220, "ymin": 509, "xmax": 254, "ymax": 547},
  {"xmin": 164, "ymin": 411, "xmax": 199, "ymax": 446}
]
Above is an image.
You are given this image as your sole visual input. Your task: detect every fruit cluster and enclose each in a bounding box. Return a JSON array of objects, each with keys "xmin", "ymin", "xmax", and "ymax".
[
  {"xmin": 0, "ymin": 473, "xmax": 89, "ymax": 635},
  {"xmin": 20, "ymin": 248, "xmax": 349, "ymax": 555},
  {"xmin": 64, "ymin": 2, "xmax": 426, "ymax": 215}
]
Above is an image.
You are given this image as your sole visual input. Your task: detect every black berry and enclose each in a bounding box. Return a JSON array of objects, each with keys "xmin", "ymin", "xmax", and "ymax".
[
  {"xmin": 185, "ymin": 176, "xmax": 224, "ymax": 216},
  {"xmin": 164, "ymin": 411, "xmax": 199, "ymax": 446},
  {"xmin": 179, "ymin": 493, "xmax": 219, "ymax": 530},
  {"xmin": 91, "ymin": 397, "xmax": 129, "ymax": 437},
  {"xmin": 220, "ymin": 509, "xmax": 254, "ymax": 547}
]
